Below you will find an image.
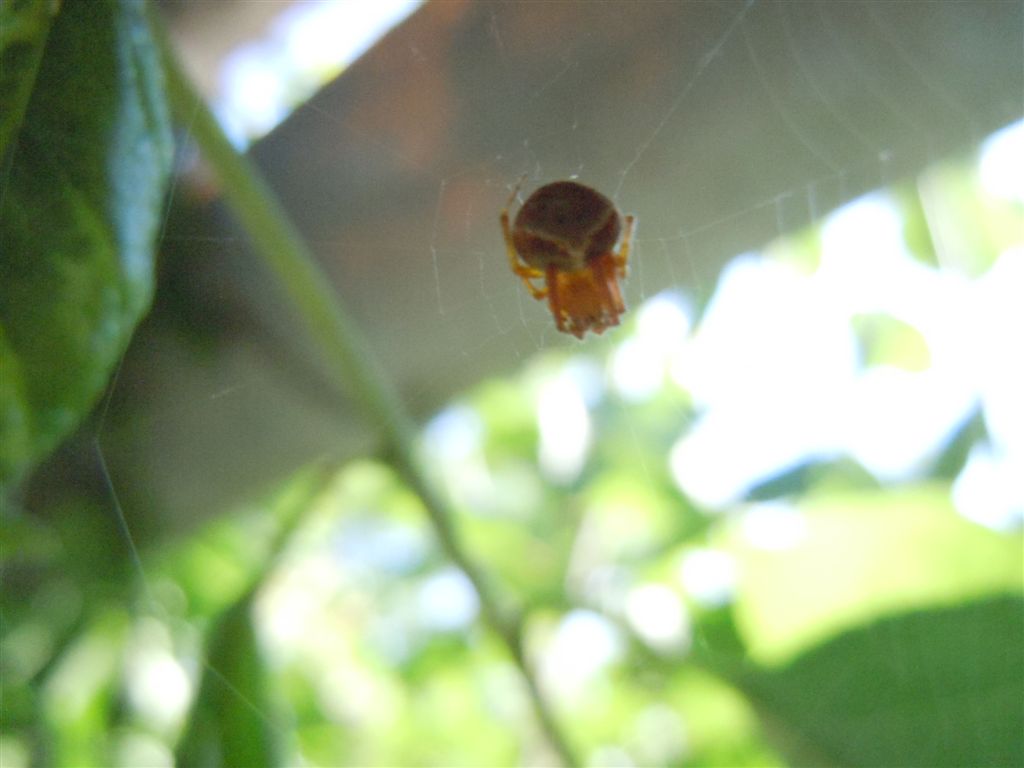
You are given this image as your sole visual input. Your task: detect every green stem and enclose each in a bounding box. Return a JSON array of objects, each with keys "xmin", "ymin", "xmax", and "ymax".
[{"xmin": 153, "ymin": 11, "xmax": 578, "ymax": 767}]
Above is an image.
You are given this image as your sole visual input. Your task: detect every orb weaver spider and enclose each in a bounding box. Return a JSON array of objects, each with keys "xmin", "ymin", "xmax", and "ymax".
[{"xmin": 501, "ymin": 179, "xmax": 635, "ymax": 339}]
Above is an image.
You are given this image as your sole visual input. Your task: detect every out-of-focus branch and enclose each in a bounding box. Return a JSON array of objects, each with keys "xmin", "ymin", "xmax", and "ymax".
[{"xmin": 151, "ymin": 8, "xmax": 578, "ymax": 766}]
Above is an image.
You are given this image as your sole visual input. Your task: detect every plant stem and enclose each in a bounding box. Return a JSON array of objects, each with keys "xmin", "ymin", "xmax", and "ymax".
[{"xmin": 153, "ymin": 12, "xmax": 578, "ymax": 767}]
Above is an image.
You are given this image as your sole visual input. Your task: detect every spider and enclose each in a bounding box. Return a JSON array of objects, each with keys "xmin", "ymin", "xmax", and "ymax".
[{"xmin": 501, "ymin": 179, "xmax": 635, "ymax": 339}]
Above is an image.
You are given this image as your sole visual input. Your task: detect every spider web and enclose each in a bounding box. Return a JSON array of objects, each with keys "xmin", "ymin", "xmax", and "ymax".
[
  {"xmin": 72, "ymin": 0, "xmax": 1024, "ymax": 764},
  {"xmin": 419, "ymin": 0, "xmax": 980, "ymax": 359}
]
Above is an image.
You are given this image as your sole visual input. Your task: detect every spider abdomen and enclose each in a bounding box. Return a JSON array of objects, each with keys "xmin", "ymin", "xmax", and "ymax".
[{"xmin": 512, "ymin": 181, "xmax": 621, "ymax": 271}]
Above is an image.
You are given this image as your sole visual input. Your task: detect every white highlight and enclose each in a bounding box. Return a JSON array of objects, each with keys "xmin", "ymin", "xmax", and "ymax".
[
  {"xmin": 741, "ymin": 502, "xmax": 808, "ymax": 550},
  {"xmin": 624, "ymin": 584, "xmax": 691, "ymax": 653},
  {"xmin": 953, "ymin": 444, "xmax": 1024, "ymax": 532},
  {"xmin": 538, "ymin": 371, "xmax": 592, "ymax": 483},
  {"xmin": 416, "ymin": 568, "xmax": 479, "ymax": 631},
  {"xmin": 678, "ymin": 549, "xmax": 736, "ymax": 606},
  {"xmin": 979, "ymin": 119, "xmax": 1024, "ymax": 202},
  {"xmin": 541, "ymin": 610, "xmax": 621, "ymax": 697},
  {"xmin": 669, "ymin": 253, "xmax": 855, "ymax": 507},
  {"xmin": 217, "ymin": 0, "xmax": 423, "ymax": 144},
  {"xmin": 668, "ymin": 185, "xmax": 1019, "ymax": 506},
  {"xmin": 611, "ymin": 293, "xmax": 691, "ymax": 401},
  {"xmin": 126, "ymin": 649, "xmax": 192, "ymax": 731}
]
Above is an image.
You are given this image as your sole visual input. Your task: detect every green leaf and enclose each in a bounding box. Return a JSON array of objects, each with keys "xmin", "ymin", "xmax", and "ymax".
[
  {"xmin": 0, "ymin": 0, "xmax": 57, "ymax": 161},
  {"xmin": 171, "ymin": 469, "xmax": 332, "ymax": 768},
  {"xmin": 741, "ymin": 595, "xmax": 1024, "ymax": 767},
  {"xmin": 733, "ymin": 486, "xmax": 1022, "ymax": 662},
  {"xmin": 0, "ymin": 0, "xmax": 173, "ymax": 485},
  {"xmin": 927, "ymin": 406, "xmax": 988, "ymax": 481},
  {"xmin": 851, "ymin": 313, "xmax": 932, "ymax": 372},
  {"xmin": 744, "ymin": 458, "xmax": 879, "ymax": 501},
  {"xmin": 175, "ymin": 589, "xmax": 284, "ymax": 768},
  {"xmin": 892, "ymin": 182, "xmax": 939, "ymax": 269}
]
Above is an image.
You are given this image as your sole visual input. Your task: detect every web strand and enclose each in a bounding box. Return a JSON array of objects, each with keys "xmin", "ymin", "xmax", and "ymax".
[{"xmin": 613, "ymin": 0, "xmax": 758, "ymax": 200}]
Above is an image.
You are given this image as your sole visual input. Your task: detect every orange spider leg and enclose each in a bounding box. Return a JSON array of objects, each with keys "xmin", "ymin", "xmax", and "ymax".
[
  {"xmin": 500, "ymin": 179, "xmax": 548, "ymax": 300},
  {"xmin": 593, "ymin": 254, "xmax": 625, "ymax": 318},
  {"xmin": 545, "ymin": 264, "xmax": 570, "ymax": 335},
  {"xmin": 612, "ymin": 214, "xmax": 635, "ymax": 277}
]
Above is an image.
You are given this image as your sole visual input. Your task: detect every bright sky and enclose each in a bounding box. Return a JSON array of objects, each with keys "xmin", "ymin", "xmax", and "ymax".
[
  {"xmin": 215, "ymin": 0, "xmax": 422, "ymax": 145},
  {"xmin": 651, "ymin": 121, "xmax": 1021, "ymax": 529}
]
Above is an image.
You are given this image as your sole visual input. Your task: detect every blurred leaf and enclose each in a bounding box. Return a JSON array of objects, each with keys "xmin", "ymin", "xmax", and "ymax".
[
  {"xmin": 916, "ymin": 160, "xmax": 1007, "ymax": 277},
  {"xmin": 474, "ymin": 377, "xmax": 539, "ymax": 462},
  {"xmin": 579, "ymin": 471, "xmax": 705, "ymax": 567},
  {"xmin": 927, "ymin": 406, "xmax": 988, "ymax": 481},
  {"xmin": 745, "ymin": 458, "xmax": 878, "ymax": 502},
  {"xmin": 158, "ymin": 464, "xmax": 334, "ymax": 618},
  {"xmin": 694, "ymin": 605, "xmax": 748, "ymax": 662},
  {"xmin": 0, "ymin": 0, "xmax": 173, "ymax": 485},
  {"xmin": 398, "ymin": 633, "xmax": 473, "ymax": 684},
  {"xmin": 741, "ymin": 594, "xmax": 1024, "ymax": 767},
  {"xmin": 0, "ymin": 0, "xmax": 56, "ymax": 159},
  {"xmin": 175, "ymin": 589, "xmax": 284, "ymax": 768},
  {"xmin": 41, "ymin": 611, "xmax": 128, "ymax": 768},
  {"xmin": 171, "ymin": 466, "xmax": 334, "ymax": 767},
  {"xmin": 764, "ymin": 227, "xmax": 823, "ymax": 274},
  {"xmin": 733, "ymin": 486, "xmax": 1023, "ymax": 662},
  {"xmin": 462, "ymin": 512, "xmax": 569, "ymax": 607},
  {"xmin": 394, "ymin": 661, "xmax": 519, "ymax": 767},
  {"xmin": 852, "ymin": 313, "xmax": 931, "ymax": 371},
  {"xmin": 668, "ymin": 668, "xmax": 784, "ymax": 767},
  {"xmin": 893, "ymin": 183, "xmax": 940, "ymax": 268},
  {"xmin": 0, "ymin": 503, "xmax": 59, "ymax": 565},
  {"xmin": 593, "ymin": 388, "xmax": 693, "ymax": 494}
]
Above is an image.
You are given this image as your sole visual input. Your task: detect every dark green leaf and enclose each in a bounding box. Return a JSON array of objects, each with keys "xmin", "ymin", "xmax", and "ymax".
[
  {"xmin": 742, "ymin": 595, "xmax": 1024, "ymax": 767},
  {"xmin": 0, "ymin": 0, "xmax": 173, "ymax": 485},
  {"xmin": 744, "ymin": 458, "xmax": 879, "ymax": 502},
  {"xmin": 745, "ymin": 461, "xmax": 824, "ymax": 501},
  {"xmin": 927, "ymin": 406, "xmax": 989, "ymax": 481},
  {"xmin": 171, "ymin": 469, "xmax": 334, "ymax": 767},
  {"xmin": 175, "ymin": 589, "xmax": 285, "ymax": 768},
  {"xmin": 0, "ymin": 0, "xmax": 56, "ymax": 161}
]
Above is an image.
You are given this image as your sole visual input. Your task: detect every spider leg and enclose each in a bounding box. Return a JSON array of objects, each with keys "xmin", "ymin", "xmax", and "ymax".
[
  {"xmin": 545, "ymin": 265, "xmax": 570, "ymax": 335},
  {"xmin": 518, "ymin": 272, "xmax": 548, "ymax": 300},
  {"xmin": 504, "ymin": 173, "xmax": 527, "ymax": 211},
  {"xmin": 612, "ymin": 214, "xmax": 635, "ymax": 277},
  {"xmin": 500, "ymin": 181, "xmax": 548, "ymax": 300},
  {"xmin": 594, "ymin": 254, "xmax": 625, "ymax": 317}
]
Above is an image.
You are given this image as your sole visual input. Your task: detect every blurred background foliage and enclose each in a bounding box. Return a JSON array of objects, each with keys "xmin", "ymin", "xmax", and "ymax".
[
  {"xmin": 2, "ymin": 1, "xmax": 1023, "ymax": 766},
  {"xmin": 3, "ymin": 127, "xmax": 1022, "ymax": 765}
]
